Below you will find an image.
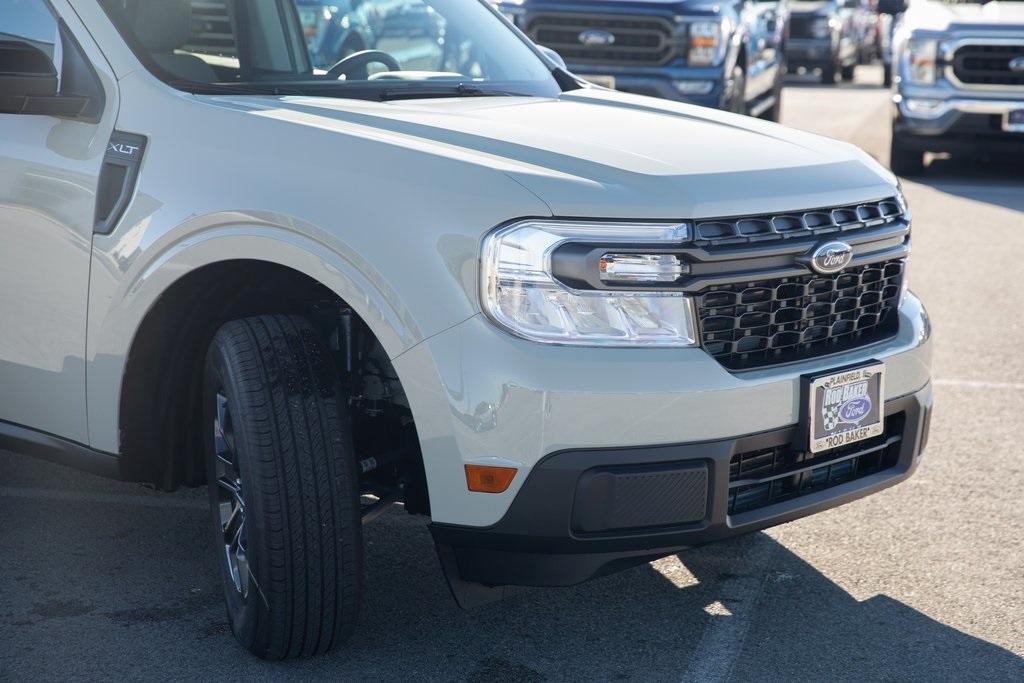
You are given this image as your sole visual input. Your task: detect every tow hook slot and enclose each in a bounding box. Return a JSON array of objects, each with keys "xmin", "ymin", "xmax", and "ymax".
[{"xmin": 94, "ymin": 130, "xmax": 147, "ymax": 235}]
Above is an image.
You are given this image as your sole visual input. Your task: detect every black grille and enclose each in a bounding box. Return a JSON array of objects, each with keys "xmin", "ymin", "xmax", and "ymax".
[
  {"xmin": 693, "ymin": 198, "xmax": 903, "ymax": 247},
  {"xmin": 953, "ymin": 43, "xmax": 1024, "ymax": 87},
  {"xmin": 788, "ymin": 15, "xmax": 818, "ymax": 40},
  {"xmin": 696, "ymin": 260, "xmax": 904, "ymax": 370},
  {"xmin": 525, "ymin": 13, "xmax": 675, "ymax": 66},
  {"xmin": 728, "ymin": 415, "xmax": 904, "ymax": 515}
]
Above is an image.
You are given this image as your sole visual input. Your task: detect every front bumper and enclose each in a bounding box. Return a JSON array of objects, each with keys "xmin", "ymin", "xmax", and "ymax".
[
  {"xmin": 567, "ymin": 62, "xmax": 726, "ymax": 108},
  {"xmin": 432, "ymin": 382, "xmax": 932, "ymax": 587},
  {"xmin": 393, "ymin": 293, "xmax": 932, "ymax": 530},
  {"xmin": 894, "ymin": 93, "xmax": 1024, "ymax": 151}
]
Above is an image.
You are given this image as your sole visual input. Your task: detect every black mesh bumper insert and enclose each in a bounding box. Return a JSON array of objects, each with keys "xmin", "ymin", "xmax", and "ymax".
[{"xmin": 728, "ymin": 414, "xmax": 905, "ymax": 515}]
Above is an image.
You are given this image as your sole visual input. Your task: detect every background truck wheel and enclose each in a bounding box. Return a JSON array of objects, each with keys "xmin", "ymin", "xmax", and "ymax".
[
  {"xmin": 760, "ymin": 63, "xmax": 785, "ymax": 122},
  {"xmin": 204, "ymin": 314, "xmax": 363, "ymax": 660},
  {"xmin": 883, "ymin": 63, "xmax": 893, "ymax": 87},
  {"xmin": 841, "ymin": 63, "xmax": 856, "ymax": 82},
  {"xmin": 889, "ymin": 132, "xmax": 925, "ymax": 176},
  {"xmin": 821, "ymin": 59, "xmax": 837, "ymax": 84}
]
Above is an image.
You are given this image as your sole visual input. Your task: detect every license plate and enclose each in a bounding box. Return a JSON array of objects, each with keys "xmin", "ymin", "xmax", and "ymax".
[
  {"xmin": 805, "ymin": 362, "xmax": 885, "ymax": 454},
  {"xmin": 585, "ymin": 75, "xmax": 616, "ymax": 89},
  {"xmin": 1003, "ymin": 109, "xmax": 1024, "ymax": 133}
]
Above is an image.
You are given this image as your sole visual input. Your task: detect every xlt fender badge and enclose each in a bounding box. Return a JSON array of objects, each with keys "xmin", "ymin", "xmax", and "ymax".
[{"xmin": 94, "ymin": 130, "xmax": 147, "ymax": 235}]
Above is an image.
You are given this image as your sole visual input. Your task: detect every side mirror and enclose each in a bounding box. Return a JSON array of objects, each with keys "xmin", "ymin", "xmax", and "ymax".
[
  {"xmin": 0, "ymin": 38, "xmax": 59, "ymax": 97},
  {"xmin": 0, "ymin": 23, "xmax": 104, "ymax": 121},
  {"xmin": 877, "ymin": 0, "xmax": 907, "ymax": 14},
  {"xmin": 537, "ymin": 45, "xmax": 567, "ymax": 71}
]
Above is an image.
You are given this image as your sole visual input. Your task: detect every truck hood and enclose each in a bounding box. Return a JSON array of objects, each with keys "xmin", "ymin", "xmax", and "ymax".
[
  {"xmin": 904, "ymin": 0, "xmax": 1024, "ymax": 31},
  {"xmin": 207, "ymin": 88, "xmax": 895, "ymax": 219}
]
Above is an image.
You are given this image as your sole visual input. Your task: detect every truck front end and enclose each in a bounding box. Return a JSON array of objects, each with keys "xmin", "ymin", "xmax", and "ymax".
[
  {"xmin": 493, "ymin": 0, "xmax": 735, "ymax": 107},
  {"xmin": 891, "ymin": 9, "xmax": 1024, "ymax": 172}
]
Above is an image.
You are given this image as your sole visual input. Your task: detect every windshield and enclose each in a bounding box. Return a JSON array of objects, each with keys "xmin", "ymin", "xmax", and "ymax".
[{"xmin": 100, "ymin": 0, "xmax": 564, "ymax": 99}]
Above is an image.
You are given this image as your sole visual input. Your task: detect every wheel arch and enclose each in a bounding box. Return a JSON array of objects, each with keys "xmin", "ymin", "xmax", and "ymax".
[{"xmin": 87, "ymin": 227, "xmax": 424, "ymax": 488}]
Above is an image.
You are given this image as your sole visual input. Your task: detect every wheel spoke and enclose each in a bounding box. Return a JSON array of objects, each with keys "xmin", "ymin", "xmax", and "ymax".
[{"xmin": 213, "ymin": 389, "xmax": 247, "ymax": 598}]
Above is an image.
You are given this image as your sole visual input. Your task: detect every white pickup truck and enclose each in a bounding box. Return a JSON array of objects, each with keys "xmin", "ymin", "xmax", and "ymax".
[
  {"xmin": 0, "ymin": 0, "xmax": 932, "ymax": 659},
  {"xmin": 888, "ymin": 0, "xmax": 1024, "ymax": 173}
]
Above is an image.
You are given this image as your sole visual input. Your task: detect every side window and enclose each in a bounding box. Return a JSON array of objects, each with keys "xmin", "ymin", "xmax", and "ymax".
[
  {"xmin": 182, "ymin": 0, "xmax": 239, "ymax": 61},
  {"xmin": 0, "ymin": 0, "xmax": 59, "ymax": 96},
  {"xmin": 0, "ymin": 0, "xmax": 60, "ymax": 82},
  {"xmin": 0, "ymin": 0, "xmax": 59, "ymax": 53}
]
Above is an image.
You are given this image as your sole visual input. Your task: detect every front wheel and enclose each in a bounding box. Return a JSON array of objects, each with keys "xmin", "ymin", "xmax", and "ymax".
[
  {"xmin": 821, "ymin": 57, "xmax": 837, "ymax": 84},
  {"xmin": 840, "ymin": 63, "xmax": 856, "ymax": 82},
  {"xmin": 204, "ymin": 314, "xmax": 363, "ymax": 660}
]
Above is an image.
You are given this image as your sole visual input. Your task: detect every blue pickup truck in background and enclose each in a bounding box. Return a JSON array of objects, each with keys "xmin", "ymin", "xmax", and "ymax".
[
  {"xmin": 190, "ymin": 0, "xmax": 788, "ymax": 117},
  {"xmin": 492, "ymin": 0, "xmax": 790, "ymax": 119}
]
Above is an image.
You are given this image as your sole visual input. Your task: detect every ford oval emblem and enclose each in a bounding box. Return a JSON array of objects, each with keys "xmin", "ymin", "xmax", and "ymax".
[
  {"xmin": 810, "ymin": 241, "xmax": 853, "ymax": 274},
  {"xmin": 1009, "ymin": 56, "xmax": 1024, "ymax": 73},
  {"xmin": 578, "ymin": 29, "xmax": 616, "ymax": 47},
  {"xmin": 838, "ymin": 396, "xmax": 871, "ymax": 424}
]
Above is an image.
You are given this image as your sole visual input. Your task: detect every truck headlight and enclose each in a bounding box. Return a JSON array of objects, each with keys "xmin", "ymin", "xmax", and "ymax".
[
  {"xmin": 811, "ymin": 17, "xmax": 831, "ymax": 39},
  {"xmin": 688, "ymin": 20, "xmax": 728, "ymax": 67},
  {"xmin": 480, "ymin": 220, "xmax": 698, "ymax": 346},
  {"xmin": 906, "ymin": 38, "xmax": 938, "ymax": 84}
]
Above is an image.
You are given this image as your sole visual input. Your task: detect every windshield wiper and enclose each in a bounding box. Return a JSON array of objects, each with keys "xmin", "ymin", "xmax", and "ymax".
[
  {"xmin": 376, "ymin": 83, "xmax": 528, "ymax": 101},
  {"xmin": 168, "ymin": 80, "xmax": 307, "ymax": 96}
]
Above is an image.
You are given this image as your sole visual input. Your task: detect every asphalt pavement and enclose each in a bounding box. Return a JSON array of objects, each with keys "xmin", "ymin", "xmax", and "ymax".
[{"xmin": 2, "ymin": 65, "xmax": 1023, "ymax": 681}]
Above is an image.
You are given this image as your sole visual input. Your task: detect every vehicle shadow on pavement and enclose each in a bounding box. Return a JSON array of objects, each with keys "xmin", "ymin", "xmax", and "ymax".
[
  {"xmin": 909, "ymin": 155, "xmax": 1024, "ymax": 215},
  {"xmin": 3, "ymin": 450, "xmax": 1021, "ymax": 682}
]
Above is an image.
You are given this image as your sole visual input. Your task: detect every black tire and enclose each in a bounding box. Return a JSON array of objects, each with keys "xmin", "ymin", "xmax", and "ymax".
[
  {"xmin": 204, "ymin": 314, "xmax": 362, "ymax": 660},
  {"xmin": 883, "ymin": 63, "xmax": 893, "ymax": 87},
  {"xmin": 821, "ymin": 58, "xmax": 837, "ymax": 84},
  {"xmin": 841, "ymin": 63, "xmax": 856, "ymax": 82},
  {"xmin": 889, "ymin": 131, "xmax": 925, "ymax": 176}
]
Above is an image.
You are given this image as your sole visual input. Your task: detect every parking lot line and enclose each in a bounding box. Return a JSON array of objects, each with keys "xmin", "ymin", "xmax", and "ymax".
[
  {"xmin": 934, "ymin": 379, "xmax": 1024, "ymax": 391},
  {"xmin": 680, "ymin": 534, "xmax": 777, "ymax": 683}
]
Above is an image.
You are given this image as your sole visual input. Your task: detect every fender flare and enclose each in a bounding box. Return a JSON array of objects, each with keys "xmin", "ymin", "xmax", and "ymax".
[{"xmin": 86, "ymin": 217, "xmax": 423, "ymax": 453}]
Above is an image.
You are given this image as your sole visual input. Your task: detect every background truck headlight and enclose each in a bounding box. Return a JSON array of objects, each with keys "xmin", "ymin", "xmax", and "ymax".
[
  {"xmin": 905, "ymin": 38, "xmax": 938, "ymax": 85},
  {"xmin": 480, "ymin": 220, "xmax": 698, "ymax": 346},
  {"xmin": 688, "ymin": 20, "xmax": 729, "ymax": 67}
]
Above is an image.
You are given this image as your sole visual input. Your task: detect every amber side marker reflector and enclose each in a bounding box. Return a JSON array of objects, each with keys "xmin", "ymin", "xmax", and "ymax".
[{"xmin": 465, "ymin": 464, "xmax": 517, "ymax": 493}]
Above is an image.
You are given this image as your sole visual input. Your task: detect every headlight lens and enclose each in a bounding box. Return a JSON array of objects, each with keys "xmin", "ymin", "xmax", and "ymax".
[
  {"xmin": 480, "ymin": 220, "xmax": 698, "ymax": 346},
  {"xmin": 906, "ymin": 38, "xmax": 938, "ymax": 84},
  {"xmin": 811, "ymin": 17, "xmax": 831, "ymax": 39},
  {"xmin": 688, "ymin": 20, "xmax": 727, "ymax": 67}
]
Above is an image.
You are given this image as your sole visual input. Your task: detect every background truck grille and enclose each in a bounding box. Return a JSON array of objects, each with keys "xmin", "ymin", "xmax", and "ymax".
[
  {"xmin": 696, "ymin": 259, "xmax": 904, "ymax": 370},
  {"xmin": 952, "ymin": 43, "xmax": 1024, "ymax": 86},
  {"xmin": 788, "ymin": 15, "xmax": 817, "ymax": 40},
  {"xmin": 728, "ymin": 414, "xmax": 904, "ymax": 515},
  {"xmin": 525, "ymin": 13, "xmax": 675, "ymax": 66}
]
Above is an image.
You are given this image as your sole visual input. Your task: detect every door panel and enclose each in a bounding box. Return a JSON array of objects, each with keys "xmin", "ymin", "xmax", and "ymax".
[{"xmin": 0, "ymin": 0, "xmax": 117, "ymax": 443}]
